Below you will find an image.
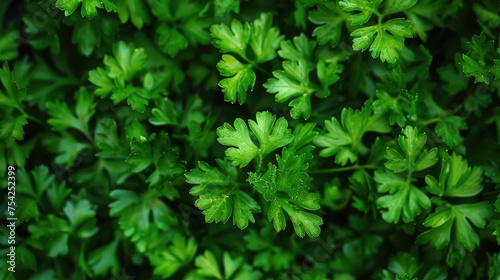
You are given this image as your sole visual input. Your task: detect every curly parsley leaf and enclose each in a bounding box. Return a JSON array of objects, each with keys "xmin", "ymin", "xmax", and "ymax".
[
  {"xmin": 248, "ymin": 148, "xmax": 323, "ymax": 237},
  {"xmin": 216, "ymin": 111, "xmax": 294, "ymax": 168},
  {"xmin": 314, "ymin": 100, "xmax": 390, "ymax": 165},
  {"xmin": 186, "ymin": 159, "xmax": 261, "ymax": 229}
]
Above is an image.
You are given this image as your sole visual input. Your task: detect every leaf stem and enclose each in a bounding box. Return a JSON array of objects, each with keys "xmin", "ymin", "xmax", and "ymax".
[{"xmin": 309, "ymin": 164, "xmax": 380, "ymax": 174}]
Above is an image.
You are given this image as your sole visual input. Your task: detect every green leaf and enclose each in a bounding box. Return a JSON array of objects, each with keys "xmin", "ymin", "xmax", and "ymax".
[
  {"xmin": 116, "ymin": 0, "xmax": 151, "ymax": 28},
  {"xmin": 104, "ymin": 41, "xmax": 147, "ymax": 82},
  {"xmin": 417, "ymin": 201, "xmax": 493, "ymax": 251},
  {"xmin": 63, "ymin": 197, "xmax": 99, "ymax": 239},
  {"xmin": 425, "ymin": 153, "xmax": 483, "ymax": 197},
  {"xmin": 339, "ymin": 0, "xmax": 382, "ymax": 26},
  {"xmin": 384, "ymin": 126, "xmax": 438, "ymax": 173},
  {"xmin": 156, "ymin": 25, "xmax": 188, "ymax": 57},
  {"xmin": 72, "ymin": 21, "xmax": 98, "ymax": 56},
  {"xmin": 186, "ymin": 159, "xmax": 261, "ymax": 229},
  {"xmin": 46, "ymin": 87, "xmax": 95, "ymax": 137},
  {"xmin": 0, "ymin": 115, "xmax": 27, "ymax": 141},
  {"xmin": 374, "ymin": 170, "xmax": 431, "ymax": 223},
  {"xmin": 248, "ymin": 148, "xmax": 323, "ymax": 237},
  {"xmin": 278, "ymin": 33, "xmax": 316, "ymax": 68},
  {"xmin": 460, "ymin": 33, "xmax": 497, "ymax": 84},
  {"xmin": 216, "ymin": 111, "xmax": 294, "ymax": 167},
  {"xmin": 149, "ymin": 98, "xmax": 179, "ymax": 126},
  {"xmin": 491, "ymin": 195, "xmax": 500, "ymax": 245},
  {"xmin": 211, "ymin": 19, "xmax": 251, "ymax": 59},
  {"xmin": 195, "ymin": 250, "xmax": 223, "ymax": 279},
  {"xmin": 372, "ymin": 90, "xmax": 408, "ymax": 127},
  {"xmin": 149, "ymin": 234, "xmax": 198, "ymax": 278},
  {"xmin": 195, "ymin": 251, "xmax": 263, "ymax": 279},
  {"xmin": 214, "ymin": 0, "xmax": 240, "ymax": 16},
  {"xmin": 264, "ymin": 59, "xmax": 314, "ymax": 119},
  {"xmin": 88, "ymin": 240, "xmax": 119, "ymax": 276},
  {"xmin": 0, "ymin": 30, "xmax": 19, "ymax": 61},
  {"xmin": 309, "ymin": 2, "xmax": 347, "ymax": 46},
  {"xmin": 0, "ymin": 62, "xmax": 26, "ymax": 109},
  {"xmin": 44, "ymin": 132, "xmax": 90, "ymax": 168},
  {"xmin": 461, "ymin": 54, "xmax": 490, "ymax": 84},
  {"xmin": 109, "ymin": 189, "xmax": 177, "ymax": 253},
  {"xmin": 217, "ymin": 54, "xmax": 256, "ymax": 104},
  {"xmin": 56, "ymin": 0, "xmax": 117, "ymax": 19},
  {"xmin": 249, "ymin": 13, "xmax": 283, "ymax": 63},
  {"xmin": 28, "ymin": 215, "xmax": 70, "ymax": 257},
  {"xmin": 384, "ymin": 0, "xmax": 417, "ymax": 14},
  {"xmin": 126, "ymin": 133, "xmax": 185, "ymax": 189},
  {"xmin": 351, "ymin": 19, "xmax": 413, "ymax": 64},
  {"xmin": 314, "ymin": 100, "xmax": 390, "ymax": 165},
  {"xmin": 211, "ymin": 13, "xmax": 282, "ymax": 104},
  {"xmin": 435, "ymin": 116, "xmax": 467, "ymax": 147}
]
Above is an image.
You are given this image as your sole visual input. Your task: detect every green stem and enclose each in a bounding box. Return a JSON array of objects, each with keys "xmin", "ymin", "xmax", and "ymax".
[
  {"xmin": 309, "ymin": 164, "xmax": 380, "ymax": 174},
  {"xmin": 419, "ymin": 117, "xmax": 441, "ymax": 126}
]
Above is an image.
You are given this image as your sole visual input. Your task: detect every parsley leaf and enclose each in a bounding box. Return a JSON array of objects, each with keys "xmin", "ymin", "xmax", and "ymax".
[
  {"xmin": 46, "ymin": 87, "xmax": 95, "ymax": 139},
  {"xmin": 149, "ymin": 234, "xmax": 198, "ymax": 278},
  {"xmin": 435, "ymin": 116, "xmax": 467, "ymax": 148},
  {"xmin": 214, "ymin": 0, "xmax": 240, "ymax": 16},
  {"xmin": 195, "ymin": 251, "xmax": 262, "ymax": 279},
  {"xmin": 351, "ymin": 18, "xmax": 413, "ymax": 64},
  {"xmin": 88, "ymin": 41, "xmax": 151, "ymax": 113},
  {"xmin": 216, "ymin": 111, "xmax": 294, "ymax": 168},
  {"xmin": 417, "ymin": 200, "xmax": 493, "ymax": 251},
  {"xmin": 126, "ymin": 133, "xmax": 185, "ymax": 191},
  {"xmin": 425, "ymin": 153, "xmax": 483, "ymax": 197},
  {"xmin": 460, "ymin": 33, "xmax": 499, "ymax": 84},
  {"xmin": 248, "ymin": 148, "xmax": 323, "ymax": 237},
  {"xmin": 211, "ymin": 13, "xmax": 283, "ymax": 104},
  {"xmin": 186, "ymin": 159, "xmax": 261, "ymax": 229},
  {"xmin": 152, "ymin": 0, "xmax": 211, "ymax": 57},
  {"xmin": 340, "ymin": 0, "xmax": 414, "ymax": 63},
  {"xmin": 264, "ymin": 33, "xmax": 341, "ymax": 119},
  {"xmin": 309, "ymin": 1, "xmax": 347, "ymax": 46},
  {"xmin": 109, "ymin": 189, "xmax": 178, "ymax": 253},
  {"xmin": 56, "ymin": 0, "xmax": 117, "ymax": 19},
  {"xmin": 314, "ymin": 100, "xmax": 390, "ymax": 165},
  {"xmin": 375, "ymin": 126, "xmax": 437, "ymax": 223}
]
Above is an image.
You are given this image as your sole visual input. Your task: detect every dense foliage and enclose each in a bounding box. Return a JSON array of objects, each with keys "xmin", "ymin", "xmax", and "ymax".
[{"xmin": 1, "ymin": 0, "xmax": 500, "ymax": 279}]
